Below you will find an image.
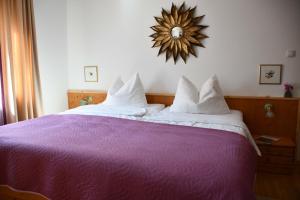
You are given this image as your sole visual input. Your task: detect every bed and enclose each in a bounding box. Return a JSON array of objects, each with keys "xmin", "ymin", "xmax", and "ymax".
[
  {"xmin": 0, "ymin": 74, "xmax": 259, "ymax": 200},
  {"xmin": 0, "ymin": 100, "xmax": 258, "ymax": 200}
]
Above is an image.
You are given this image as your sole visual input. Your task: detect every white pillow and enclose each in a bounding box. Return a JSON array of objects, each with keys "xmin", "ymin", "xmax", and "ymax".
[
  {"xmin": 198, "ymin": 75, "xmax": 230, "ymax": 114},
  {"xmin": 107, "ymin": 77, "xmax": 124, "ymax": 95},
  {"xmin": 170, "ymin": 75, "xmax": 230, "ymax": 114},
  {"xmin": 103, "ymin": 73, "xmax": 147, "ymax": 107},
  {"xmin": 169, "ymin": 76, "xmax": 199, "ymax": 113}
]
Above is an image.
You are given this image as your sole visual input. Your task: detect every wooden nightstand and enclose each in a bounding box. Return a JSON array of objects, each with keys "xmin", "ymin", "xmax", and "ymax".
[{"xmin": 254, "ymin": 135, "xmax": 296, "ymax": 174}]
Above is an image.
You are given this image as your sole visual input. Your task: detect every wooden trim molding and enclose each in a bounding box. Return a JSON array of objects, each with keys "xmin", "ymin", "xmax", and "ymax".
[{"xmin": 0, "ymin": 185, "xmax": 49, "ymax": 200}]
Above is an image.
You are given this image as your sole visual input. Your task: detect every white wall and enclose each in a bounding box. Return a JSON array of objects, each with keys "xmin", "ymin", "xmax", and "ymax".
[
  {"xmin": 33, "ymin": 0, "xmax": 300, "ymax": 114},
  {"xmin": 67, "ymin": 0, "xmax": 300, "ymax": 97},
  {"xmin": 34, "ymin": 0, "xmax": 68, "ymax": 114}
]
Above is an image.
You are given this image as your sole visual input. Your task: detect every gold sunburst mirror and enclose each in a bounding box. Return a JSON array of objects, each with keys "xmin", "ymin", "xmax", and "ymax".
[{"xmin": 150, "ymin": 3, "xmax": 208, "ymax": 63}]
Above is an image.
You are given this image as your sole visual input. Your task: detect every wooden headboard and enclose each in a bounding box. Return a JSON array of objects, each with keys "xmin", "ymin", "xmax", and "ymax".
[{"xmin": 67, "ymin": 90, "xmax": 300, "ymax": 150}]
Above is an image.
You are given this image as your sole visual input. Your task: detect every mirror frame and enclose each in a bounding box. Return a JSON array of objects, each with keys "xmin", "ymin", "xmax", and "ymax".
[{"xmin": 150, "ymin": 3, "xmax": 208, "ymax": 63}]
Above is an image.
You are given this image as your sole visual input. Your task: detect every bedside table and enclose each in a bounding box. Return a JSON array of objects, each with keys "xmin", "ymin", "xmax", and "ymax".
[{"xmin": 254, "ymin": 135, "xmax": 296, "ymax": 174}]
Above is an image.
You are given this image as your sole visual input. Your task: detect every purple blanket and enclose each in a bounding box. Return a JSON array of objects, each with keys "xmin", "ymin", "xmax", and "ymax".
[{"xmin": 0, "ymin": 115, "xmax": 256, "ymax": 200}]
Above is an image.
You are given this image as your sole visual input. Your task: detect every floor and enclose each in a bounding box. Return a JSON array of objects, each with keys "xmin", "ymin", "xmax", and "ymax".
[{"xmin": 255, "ymin": 163, "xmax": 300, "ymax": 200}]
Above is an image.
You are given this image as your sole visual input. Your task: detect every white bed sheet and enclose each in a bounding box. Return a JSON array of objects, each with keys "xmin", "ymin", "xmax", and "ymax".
[
  {"xmin": 143, "ymin": 108, "xmax": 261, "ymax": 155},
  {"xmin": 61, "ymin": 104, "xmax": 165, "ymax": 119}
]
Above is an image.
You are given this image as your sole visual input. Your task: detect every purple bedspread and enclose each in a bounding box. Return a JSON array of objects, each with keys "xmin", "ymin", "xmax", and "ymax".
[{"xmin": 0, "ymin": 115, "xmax": 256, "ymax": 200}]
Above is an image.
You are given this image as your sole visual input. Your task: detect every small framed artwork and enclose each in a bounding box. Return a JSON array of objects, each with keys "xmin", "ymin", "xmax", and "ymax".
[
  {"xmin": 84, "ymin": 66, "xmax": 98, "ymax": 82},
  {"xmin": 259, "ymin": 64, "xmax": 282, "ymax": 85}
]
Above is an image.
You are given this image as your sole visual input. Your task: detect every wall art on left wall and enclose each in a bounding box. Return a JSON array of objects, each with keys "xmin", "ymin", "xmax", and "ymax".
[{"xmin": 84, "ymin": 66, "xmax": 98, "ymax": 82}]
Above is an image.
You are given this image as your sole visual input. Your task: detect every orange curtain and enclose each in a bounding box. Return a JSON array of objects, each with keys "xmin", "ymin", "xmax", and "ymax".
[{"xmin": 0, "ymin": 0, "xmax": 43, "ymax": 123}]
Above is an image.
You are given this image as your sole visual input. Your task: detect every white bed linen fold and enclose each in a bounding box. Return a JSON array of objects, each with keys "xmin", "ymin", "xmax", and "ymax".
[
  {"xmin": 143, "ymin": 108, "xmax": 261, "ymax": 155},
  {"xmin": 61, "ymin": 104, "xmax": 165, "ymax": 119}
]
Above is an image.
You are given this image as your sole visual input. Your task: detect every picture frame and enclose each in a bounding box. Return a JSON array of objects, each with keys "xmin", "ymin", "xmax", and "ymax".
[
  {"xmin": 84, "ymin": 66, "xmax": 98, "ymax": 82},
  {"xmin": 259, "ymin": 64, "xmax": 282, "ymax": 85}
]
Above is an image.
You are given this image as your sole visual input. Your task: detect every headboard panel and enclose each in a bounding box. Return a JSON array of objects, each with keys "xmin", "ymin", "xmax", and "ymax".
[
  {"xmin": 225, "ymin": 96, "xmax": 299, "ymax": 140},
  {"xmin": 67, "ymin": 90, "xmax": 107, "ymax": 108},
  {"xmin": 67, "ymin": 89, "xmax": 300, "ymax": 144}
]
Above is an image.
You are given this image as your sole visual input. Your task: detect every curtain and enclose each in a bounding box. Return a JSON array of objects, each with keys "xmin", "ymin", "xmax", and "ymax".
[
  {"xmin": 0, "ymin": 48, "xmax": 5, "ymax": 125},
  {"xmin": 0, "ymin": 0, "xmax": 43, "ymax": 123}
]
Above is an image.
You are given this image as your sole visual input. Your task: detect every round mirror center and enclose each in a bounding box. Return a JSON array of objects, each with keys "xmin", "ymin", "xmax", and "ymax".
[{"xmin": 171, "ymin": 27, "xmax": 183, "ymax": 39}]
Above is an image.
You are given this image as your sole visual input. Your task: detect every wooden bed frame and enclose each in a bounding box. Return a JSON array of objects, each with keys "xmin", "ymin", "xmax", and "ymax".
[
  {"xmin": 0, "ymin": 185, "xmax": 48, "ymax": 200},
  {"xmin": 1, "ymin": 90, "xmax": 299, "ymax": 200}
]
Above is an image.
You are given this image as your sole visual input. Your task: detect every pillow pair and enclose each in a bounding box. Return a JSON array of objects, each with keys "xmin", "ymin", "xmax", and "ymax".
[
  {"xmin": 170, "ymin": 75, "xmax": 230, "ymax": 114},
  {"xmin": 103, "ymin": 73, "xmax": 147, "ymax": 107},
  {"xmin": 104, "ymin": 73, "xmax": 230, "ymax": 114}
]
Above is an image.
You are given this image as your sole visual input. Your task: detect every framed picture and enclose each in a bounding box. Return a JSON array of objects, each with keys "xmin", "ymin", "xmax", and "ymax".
[
  {"xmin": 84, "ymin": 66, "xmax": 98, "ymax": 82},
  {"xmin": 259, "ymin": 64, "xmax": 282, "ymax": 85}
]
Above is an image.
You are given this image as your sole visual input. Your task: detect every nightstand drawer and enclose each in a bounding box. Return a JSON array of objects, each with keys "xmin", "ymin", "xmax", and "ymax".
[
  {"xmin": 255, "ymin": 137, "xmax": 296, "ymax": 174},
  {"xmin": 259, "ymin": 146, "xmax": 294, "ymax": 156},
  {"xmin": 258, "ymin": 155, "xmax": 294, "ymax": 164},
  {"xmin": 257, "ymin": 163, "xmax": 294, "ymax": 174}
]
